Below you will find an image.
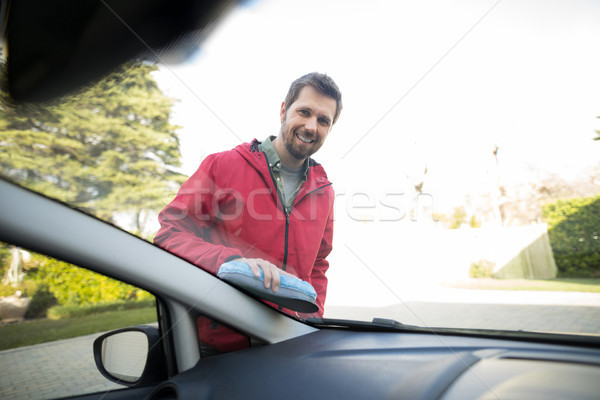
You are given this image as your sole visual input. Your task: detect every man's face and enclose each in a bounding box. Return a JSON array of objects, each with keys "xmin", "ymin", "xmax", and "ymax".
[{"xmin": 279, "ymin": 86, "xmax": 337, "ymax": 162}]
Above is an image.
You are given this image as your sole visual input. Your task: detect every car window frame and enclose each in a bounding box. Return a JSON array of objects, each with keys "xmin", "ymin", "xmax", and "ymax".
[{"xmin": 0, "ymin": 177, "xmax": 318, "ymax": 371}]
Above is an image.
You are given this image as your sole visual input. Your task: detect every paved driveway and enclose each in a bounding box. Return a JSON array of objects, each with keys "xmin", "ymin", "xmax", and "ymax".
[
  {"xmin": 325, "ymin": 287, "xmax": 600, "ymax": 334},
  {"xmin": 327, "ymin": 302, "xmax": 600, "ymax": 334},
  {"xmin": 0, "ymin": 332, "xmax": 124, "ymax": 400}
]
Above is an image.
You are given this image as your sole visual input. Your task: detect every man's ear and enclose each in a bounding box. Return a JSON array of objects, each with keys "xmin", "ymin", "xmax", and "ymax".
[{"xmin": 280, "ymin": 102, "xmax": 286, "ymax": 123}]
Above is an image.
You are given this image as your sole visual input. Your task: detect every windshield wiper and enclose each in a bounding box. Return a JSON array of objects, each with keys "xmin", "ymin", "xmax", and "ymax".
[
  {"xmin": 371, "ymin": 317, "xmax": 415, "ymax": 328},
  {"xmin": 306, "ymin": 317, "xmax": 420, "ymax": 331},
  {"xmin": 307, "ymin": 317, "xmax": 600, "ymax": 349}
]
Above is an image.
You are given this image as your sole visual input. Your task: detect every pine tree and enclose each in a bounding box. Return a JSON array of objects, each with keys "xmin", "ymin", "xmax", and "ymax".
[{"xmin": 0, "ymin": 61, "xmax": 186, "ymax": 234}]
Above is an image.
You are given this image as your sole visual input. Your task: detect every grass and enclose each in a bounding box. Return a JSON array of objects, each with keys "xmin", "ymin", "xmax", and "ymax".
[
  {"xmin": 0, "ymin": 306, "xmax": 157, "ymax": 351},
  {"xmin": 444, "ymin": 278, "xmax": 600, "ymax": 293}
]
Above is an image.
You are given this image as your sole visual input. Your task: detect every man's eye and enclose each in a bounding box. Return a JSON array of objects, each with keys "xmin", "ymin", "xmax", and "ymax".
[
  {"xmin": 319, "ymin": 118, "xmax": 330, "ymax": 126},
  {"xmin": 299, "ymin": 109, "xmax": 310, "ymax": 116}
]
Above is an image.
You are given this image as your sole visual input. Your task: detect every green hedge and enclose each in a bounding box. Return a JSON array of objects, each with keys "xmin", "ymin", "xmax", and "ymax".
[
  {"xmin": 0, "ymin": 242, "xmax": 154, "ymax": 319},
  {"xmin": 26, "ymin": 255, "xmax": 153, "ymax": 306},
  {"xmin": 542, "ymin": 195, "xmax": 600, "ymax": 277},
  {"xmin": 0, "ymin": 248, "xmax": 154, "ymax": 319}
]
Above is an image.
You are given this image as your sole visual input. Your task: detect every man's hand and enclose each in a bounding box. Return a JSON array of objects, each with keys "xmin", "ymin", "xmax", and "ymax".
[{"xmin": 238, "ymin": 258, "xmax": 295, "ymax": 292}]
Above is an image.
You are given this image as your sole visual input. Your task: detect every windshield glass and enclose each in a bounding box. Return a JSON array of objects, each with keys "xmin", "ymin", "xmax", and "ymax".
[{"xmin": 2, "ymin": 0, "xmax": 599, "ymax": 339}]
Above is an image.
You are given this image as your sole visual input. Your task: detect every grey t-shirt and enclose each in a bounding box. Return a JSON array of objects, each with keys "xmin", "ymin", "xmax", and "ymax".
[
  {"xmin": 279, "ymin": 164, "xmax": 304, "ymax": 207},
  {"xmin": 258, "ymin": 136, "xmax": 309, "ymax": 211}
]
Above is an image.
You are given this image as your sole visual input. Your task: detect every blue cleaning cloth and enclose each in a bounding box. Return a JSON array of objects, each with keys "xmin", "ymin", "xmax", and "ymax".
[{"xmin": 217, "ymin": 260, "xmax": 318, "ymax": 313}]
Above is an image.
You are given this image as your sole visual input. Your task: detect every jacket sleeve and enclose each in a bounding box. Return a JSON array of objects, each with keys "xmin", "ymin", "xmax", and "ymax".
[
  {"xmin": 309, "ymin": 190, "xmax": 334, "ymax": 317},
  {"xmin": 154, "ymin": 154, "xmax": 242, "ymax": 275}
]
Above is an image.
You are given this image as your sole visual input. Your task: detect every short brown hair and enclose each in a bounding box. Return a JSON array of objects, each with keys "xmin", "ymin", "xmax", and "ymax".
[{"xmin": 284, "ymin": 72, "xmax": 343, "ymax": 124}]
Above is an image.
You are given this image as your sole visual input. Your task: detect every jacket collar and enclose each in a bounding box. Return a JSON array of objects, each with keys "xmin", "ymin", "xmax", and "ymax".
[{"xmin": 237, "ymin": 139, "xmax": 332, "ymax": 189}]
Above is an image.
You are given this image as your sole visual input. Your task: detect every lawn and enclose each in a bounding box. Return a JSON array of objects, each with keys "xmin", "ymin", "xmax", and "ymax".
[
  {"xmin": 0, "ymin": 306, "xmax": 156, "ymax": 351},
  {"xmin": 444, "ymin": 278, "xmax": 600, "ymax": 293}
]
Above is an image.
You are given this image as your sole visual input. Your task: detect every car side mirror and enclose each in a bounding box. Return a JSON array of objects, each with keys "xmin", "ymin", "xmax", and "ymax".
[{"xmin": 93, "ymin": 325, "xmax": 167, "ymax": 387}]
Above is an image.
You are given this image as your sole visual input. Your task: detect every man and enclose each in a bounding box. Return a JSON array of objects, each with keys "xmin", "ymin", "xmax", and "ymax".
[{"xmin": 154, "ymin": 72, "xmax": 342, "ymax": 352}]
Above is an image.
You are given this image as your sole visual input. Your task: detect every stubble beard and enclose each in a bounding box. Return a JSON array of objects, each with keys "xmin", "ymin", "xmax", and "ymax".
[{"xmin": 280, "ymin": 119, "xmax": 317, "ymax": 162}]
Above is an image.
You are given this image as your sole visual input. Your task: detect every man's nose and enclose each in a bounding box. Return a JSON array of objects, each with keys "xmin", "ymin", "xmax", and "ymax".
[{"xmin": 305, "ymin": 117, "xmax": 318, "ymax": 132}]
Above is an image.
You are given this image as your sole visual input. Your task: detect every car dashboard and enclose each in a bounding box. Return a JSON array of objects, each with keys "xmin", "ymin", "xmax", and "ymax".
[{"xmin": 134, "ymin": 329, "xmax": 600, "ymax": 400}]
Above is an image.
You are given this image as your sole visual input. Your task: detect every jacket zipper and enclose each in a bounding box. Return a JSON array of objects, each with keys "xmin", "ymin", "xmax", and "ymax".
[
  {"xmin": 263, "ymin": 154, "xmax": 290, "ymax": 271},
  {"xmin": 262, "ymin": 154, "xmax": 331, "ymax": 313},
  {"xmin": 285, "ymin": 183, "xmax": 331, "ymax": 271},
  {"xmin": 282, "ymin": 183, "xmax": 331, "ymax": 271},
  {"xmin": 262, "ymin": 154, "xmax": 332, "ymax": 272}
]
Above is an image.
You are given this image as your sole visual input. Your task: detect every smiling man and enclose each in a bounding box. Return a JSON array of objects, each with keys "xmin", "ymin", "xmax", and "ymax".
[
  {"xmin": 155, "ymin": 72, "xmax": 342, "ymax": 354},
  {"xmin": 274, "ymin": 78, "xmax": 338, "ymax": 168}
]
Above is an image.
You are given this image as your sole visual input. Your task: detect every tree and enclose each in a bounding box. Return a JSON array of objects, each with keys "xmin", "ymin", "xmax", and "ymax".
[{"xmin": 0, "ymin": 61, "xmax": 186, "ymax": 233}]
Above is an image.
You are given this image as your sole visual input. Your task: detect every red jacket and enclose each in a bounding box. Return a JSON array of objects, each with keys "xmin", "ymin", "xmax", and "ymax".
[{"xmin": 155, "ymin": 139, "xmax": 334, "ymax": 319}]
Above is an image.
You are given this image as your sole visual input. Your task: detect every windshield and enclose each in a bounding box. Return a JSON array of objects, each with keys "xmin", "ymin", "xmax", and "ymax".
[{"xmin": 2, "ymin": 0, "xmax": 599, "ymax": 339}]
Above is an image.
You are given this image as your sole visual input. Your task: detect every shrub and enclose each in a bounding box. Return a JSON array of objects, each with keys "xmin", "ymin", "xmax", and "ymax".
[
  {"xmin": 0, "ymin": 281, "xmax": 57, "ymax": 319},
  {"xmin": 26, "ymin": 255, "xmax": 153, "ymax": 306},
  {"xmin": 469, "ymin": 259, "xmax": 496, "ymax": 278},
  {"xmin": 24, "ymin": 285, "xmax": 58, "ymax": 319},
  {"xmin": 2, "ymin": 245, "xmax": 154, "ymax": 319},
  {"xmin": 542, "ymin": 196, "xmax": 600, "ymax": 277}
]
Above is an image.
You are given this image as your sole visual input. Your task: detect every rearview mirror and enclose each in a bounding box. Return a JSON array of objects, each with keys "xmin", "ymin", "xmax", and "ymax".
[{"xmin": 93, "ymin": 325, "xmax": 166, "ymax": 386}]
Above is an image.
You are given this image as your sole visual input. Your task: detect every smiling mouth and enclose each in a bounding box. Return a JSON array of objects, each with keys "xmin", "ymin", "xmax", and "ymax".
[{"xmin": 296, "ymin": 132, "xmax": 315, "ymax": 144}]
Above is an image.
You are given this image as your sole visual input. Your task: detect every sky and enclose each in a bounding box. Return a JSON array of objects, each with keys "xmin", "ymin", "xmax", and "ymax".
[{"xmin": 154, "ymin": 0, "xmax": 600, "ymax": 217}]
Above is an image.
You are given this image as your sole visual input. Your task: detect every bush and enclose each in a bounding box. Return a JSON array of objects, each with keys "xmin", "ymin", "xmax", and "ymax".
[
  {"xmin": 26, "ymin": 255, "xmax": 153, "ymax": 306},
  {"xmin": 24, "ymin": 285, "xmax": 58, "ymax": 319},
  {"xmin": 0, "ymin": 281, "xmax": 57, "ymax": 319},
  {"xmin": 1, "ymin": 245, "xmax": 154, "ymax": 320},
  {"xmin": 469, "ymin": 259, "xmax": 496, "ymax": 278},
  {"xmin": 542, "ymin": 196, "xmax": 600, "ymax": 277}
]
